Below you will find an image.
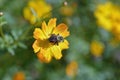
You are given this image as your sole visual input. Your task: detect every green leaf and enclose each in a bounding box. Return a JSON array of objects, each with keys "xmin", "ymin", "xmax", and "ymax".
[
  {"xmin": 7, "ymin": 47, "xmax": 15, "ymax": 55},
  {"xmin": 18, "ymin": 42, "xmax": 27, "ymax": 49}
]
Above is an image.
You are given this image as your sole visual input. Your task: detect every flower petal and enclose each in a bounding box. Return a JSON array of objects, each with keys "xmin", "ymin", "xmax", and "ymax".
[
  {"xmin": 32, "ymin": 40, "xmax": 40, "ymax": 53},
  {"xmin": 28, "ymin": 0, "xmax": 37, "ymax": 8},
  {"xmin": 48, "ymin": 18, "xmax": 57, "ymax": 34},
  {"xmin": 53, "ymin": 23, "xmax": 69, "ymax": 38},
  {"xmin": 33, "ymin": 28, "xmax": 46, "ymax": 40},
  {"xmin": 38, "ymin": 39, "xmax": 51, "ymax": 48},
  {"xmin": 37, "ymin": 48, "xmax": 52, "ymax": 63},
  {"xmin": 23, "ymin": 7, "xmax": 32, "ymax": 21},
  {"xmin": 42, "ymin": 21, "xmax": 49, "ymax": 37},
  {"xmin": 61, "ymin": 30, "xmax": 70, "ymax": 38},
  {"xmin": 59, "ymin": 39, "xmax": 69, "ymax": 50},
  {"xmin": 50, "ymin": 46, "xmax": 62, "ymax": 59}
]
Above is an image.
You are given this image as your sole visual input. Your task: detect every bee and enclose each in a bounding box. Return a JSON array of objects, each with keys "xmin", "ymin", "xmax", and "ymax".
[{"xmin": 48, "ymin": 34, "xmax": 64, "ymax": 45}]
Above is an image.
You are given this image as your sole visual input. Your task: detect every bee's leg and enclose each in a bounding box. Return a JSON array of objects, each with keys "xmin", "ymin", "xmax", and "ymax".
[
  {"xmin": 57, "ymin": 33, "xmax": 59, "ymax": 36},
  {"xmin": 62, "ymin": 39, "xmax": 64, "ymax": 42},
  {"xmin": 53, "ymin": 41, "xmax": 57, "ymax": 45},
  {"xmin": 54, "ymin": 41, "xmax": 59, "ymax": 45},
  {"xmin": 56, "ymin": 42, "xmax": 59, "ymax": 45}
]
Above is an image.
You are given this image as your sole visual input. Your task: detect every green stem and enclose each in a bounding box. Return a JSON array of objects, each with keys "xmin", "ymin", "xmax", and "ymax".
[
  {"xmin": 0, "ymin": 16, "xmax": 5, "ymax": 38},
  {"xmin": 20, "ymin": 26, "xmax": 34, "ymax": 40},
  {"xmin": 0, "ymin": 24, "xmax": 4, "ymax": 38}
]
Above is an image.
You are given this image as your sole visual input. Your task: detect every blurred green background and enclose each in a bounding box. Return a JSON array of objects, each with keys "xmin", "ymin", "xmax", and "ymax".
[{"xmin": 0, "ymin": 0, "xmax": 120, "ymax": 80}]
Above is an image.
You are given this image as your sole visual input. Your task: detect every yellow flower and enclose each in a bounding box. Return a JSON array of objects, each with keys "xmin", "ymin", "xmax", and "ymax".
[
  {"xmin": 90, "ymin": 41, "xmax": 104, "ymax": 57},
  {"xmin": 111, "ymin": 8, "xmax": 120, "ymax": 40},
  {"xmin": 95, "ymin": 2, "xmax": 120, "ymax": 41},
  {"xmin": 13, "ymin": 72, "xmax": 25, "ymax": 80},
  {"xmin": 32, "ymin": 18, "xmax": 70, "ymax": 63},
  {"xmin": 66, "ymin": 61, "xmax": 78, "ymax": 77},
  {"xmin": 60, "ymin": 6, "xmax": 74, "ymax": 16},
  {"xmin": 94, "ymin": 2, "xmax": 114, "ymax": 31},
  {"xmin": 23, "ymin": 0, "xmax": 52, "ymax": 24}
]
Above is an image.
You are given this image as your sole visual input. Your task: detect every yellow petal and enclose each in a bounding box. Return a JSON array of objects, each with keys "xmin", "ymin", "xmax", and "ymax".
[
  {"xmin": 38, "ymin": 39, "xmax": 50, "ymax": 48},
  {"xmin": 37, "ymin": 48, "xmax": 52, "ymax": 63},
  {"xmin": 30, "ymin": 16, "xmax": 36, "ymax": 24},
  {"xmin": 61, "ymin": 29, "xmax": 70, "ymax": 38},
  {"xmin": 33, "ymin": 28, "xmax": 46, "ymax": 40},
  {"xmin": 32, "ymin": 39, "xmax": 51, "ymax": 53},
  {"xmin": 28, "ymin": 0, "xmax": 37, "ymax": 9},
  {"xmin": 42, "ymin": 21, "xmax": 49, "ymax": 37},
  {"xmin": 50, "ymin": 46, "xmax": 62, "ymax": 60},
  {"xmin": 32, "ymin": 40, "xmax": 40, "ymax": 53},
  {"xmin": 48, "ymin": 18, "xmax": 57, "ymax": 34},
  {"xmin": 23, "ymin": 7, "xmax": 32, "ymax": 21},
  {"xmin": 59, "ymin": 39, "xmax": 69, "ymax": 50},
  {"xmin": 53, "ymin": 23, "xmax": 69, "ymax": 38}
]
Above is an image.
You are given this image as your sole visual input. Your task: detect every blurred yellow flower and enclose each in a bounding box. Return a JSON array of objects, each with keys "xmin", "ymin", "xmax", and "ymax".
[
  {"xmin": 32, "ymin": 18, "xmax": 70, "ymax": 63},
  {"xmin": 66, "ymin": 61, "xmax": 78, "ymax": 77},
  {"xmin": 23, "ymin": 0, "xmax": 52, "ymax": 24},
  {"xmin": 95, "ymin": 2, "xmax": 120, "ymax": 40},
  {"xmin": 94, "ymin": 2, "xmax": 114, "ymax": 31},
  {"xmin": 13, "ymin": 72, "xmax": 25, "ymax": 80},
  {"xmin": 90, "ymin": 41, "xmax": 104, "ymax": 57},
  {"xmin": 111, "ymin": 8, "xmax": 120, "ymax": 40},
  {"xmin": 60, "ymin": 6, "xmax": 74, "ymax": 16}
]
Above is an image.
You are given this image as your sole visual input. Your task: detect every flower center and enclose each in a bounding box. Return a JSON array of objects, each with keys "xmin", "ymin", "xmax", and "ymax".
[{"xmin": 48, "ymin": 34, "xmax": 64, "ymax": 45}]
